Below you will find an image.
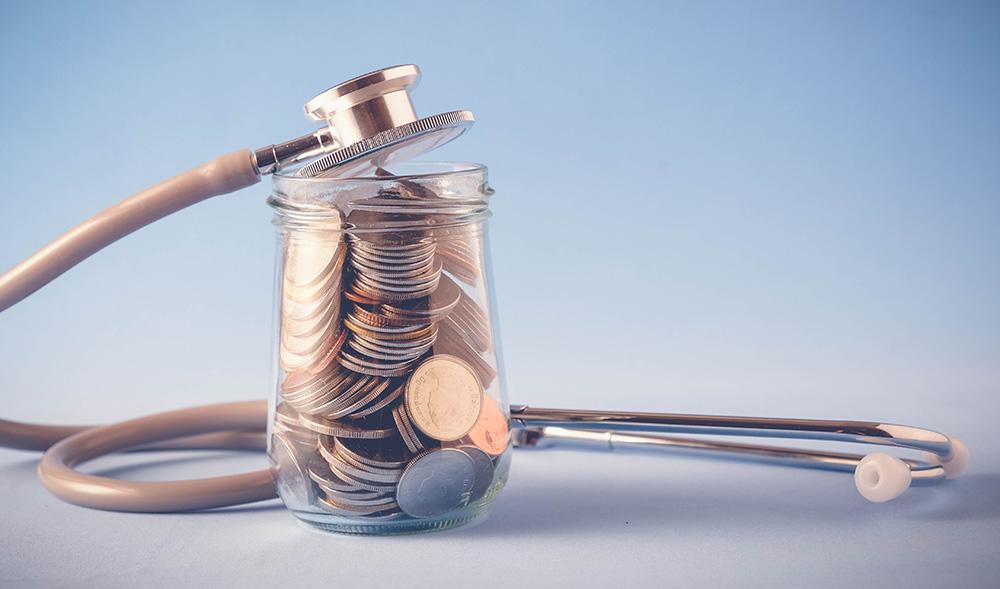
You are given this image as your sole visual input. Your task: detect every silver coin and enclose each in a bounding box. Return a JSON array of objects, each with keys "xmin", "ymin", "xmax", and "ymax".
[
  {"xmin": 334, "ymin": 436, "xmax": 411, "ymax": 469},
  {"xmin": 348, "ymin": 336, "xmax": 430, "ymax": 362},
  {"xmin": 274, "ymin": 402, "xmax": 302, "ymax": 428},
  {"xmin": 282, "ymin": 364, "xmax": 352, "ymax": 402},
  {"xmin": 298, "ymin": 411, "xmax": 398, "ymax": 439},
  {"xmin": 285, "ymin": 370, "xmax": 364, "ymax": 414},
  {"xmin": 392, "ymin": 402, "xmax": 425, "ymax": 454},
  {"xmin": 270, "ymin": 432, "xmax": 316, "ymax": 507},
  {"xmin": 338, "ymin": 354, "xmax": 412, "ymax": 378},
  {"xmin": 308, "ymin": 460, "xmax": 364, "ymax": 494},
  {"xmin": 348, "ymin": 380, "xmax": 405, "ymax": 418},
  {"xmin": 349, "ymin": 238, "xmax": 435, "ymax": 254},
  {"xmin": 319, "ymin": 436, "xmax": 403, "ymax": 484},
  {"xmin": 457, "ymin": 445, "xmax": 495, "ymax": 503},
  {"xmin": 339, "ymin": 348, "xmax": 415, "ymax": 374},
  {"xmin": 307, "ymin": 373, "xmax": 376, "ymax": 416},
  {"xmin": 395, "ymin": 448, "xmax": 476, "ymax": 518},
  {"xmin": 326, "ymin": 453, "xmax": 402, "ymax": 485},
  {"xmin": 272, "ymin": 418, "xmax": 315, "ymax": 444},
  {"xmin": 323, "ymin": 489, "xmax": 398, "ymax": 509},
  {"xmin": 350, "ymin": 253, "xmax": 436, "ymax": 276},
  {"xmin": 381, "ymin": 275, "xmax": 462, "ymax": 322},
  {"xmin": 327, "ymin": 461, "xmax": 398, "ymax": 493},
  {"xmin": 319, "ymin": 493, "xmax": 399, "ymax": 516},
  {"xmin": 321, "ymin": 378, "xmax": 395, "ymax": 420}
]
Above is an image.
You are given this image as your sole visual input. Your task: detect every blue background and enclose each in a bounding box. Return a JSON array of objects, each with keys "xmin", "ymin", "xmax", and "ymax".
[{"xmin": 1, "ymin": 1, "xmax": 998, "ymax": 587}]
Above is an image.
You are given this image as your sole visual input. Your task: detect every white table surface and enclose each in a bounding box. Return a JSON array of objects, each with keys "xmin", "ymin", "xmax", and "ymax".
[{"xmin": 2, "ymin": 392, "xmax": 997, "ymax": 588}]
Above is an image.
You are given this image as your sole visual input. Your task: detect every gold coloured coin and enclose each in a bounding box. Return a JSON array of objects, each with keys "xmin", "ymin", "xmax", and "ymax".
[{"xmin": 404, "ymin": 355, "xmax": 483, "ymax": 442}]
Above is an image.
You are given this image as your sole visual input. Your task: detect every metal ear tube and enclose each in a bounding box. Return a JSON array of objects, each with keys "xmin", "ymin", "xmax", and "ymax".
[
  {"xmin": 0, "ymin": 65, "xmax": 969, "ymax": 531},
  {"xmin": 509, "ymin": 406, "xmax": 968, "ymax": 502}
]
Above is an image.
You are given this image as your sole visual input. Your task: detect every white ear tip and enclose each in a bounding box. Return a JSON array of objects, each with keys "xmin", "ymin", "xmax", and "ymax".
[
  {"xmin": 854, "ymin": 453, "xmax": 912, "ymax": 503},
  {"xmin": 939, "ymin": 438, "xmax": 969, "ymax": 479}
]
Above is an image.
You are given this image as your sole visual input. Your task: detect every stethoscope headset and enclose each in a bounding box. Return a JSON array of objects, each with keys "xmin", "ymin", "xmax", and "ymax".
[{"xmin": 0, "ymin": 65, "xmax": 968, "ymax": 514}]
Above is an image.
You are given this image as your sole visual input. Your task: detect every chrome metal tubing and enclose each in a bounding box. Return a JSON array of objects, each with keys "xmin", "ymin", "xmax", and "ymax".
[
  {"xmin": 510, "ymin": 406, "xmax": 956, "ymax": 485},
  {"xmin": 513, "ymin": 426, "xmax": 946, "ymax": 485},
  {"xmin": 253, "ymin": 128, "xmax": 336, "ymax": 175}
]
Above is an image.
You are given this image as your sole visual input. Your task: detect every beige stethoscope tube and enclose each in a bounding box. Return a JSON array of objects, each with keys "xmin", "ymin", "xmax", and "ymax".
[
  {"xmin": 0, "ymin": 151, "xmax": 276, "ymax": 511},
  {"xmin": 35, "ymin": 402, "xmax": 274, "ymax": 512},
  {"xmin": 0, "ymin": 150, "xmax": 260, "ymax": 313}
]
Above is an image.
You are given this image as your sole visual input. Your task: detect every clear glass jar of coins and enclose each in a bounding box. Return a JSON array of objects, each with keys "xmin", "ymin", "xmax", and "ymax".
[{"xmin": 267, "ymin": 163, "xmax": 511, "ymax": 535}]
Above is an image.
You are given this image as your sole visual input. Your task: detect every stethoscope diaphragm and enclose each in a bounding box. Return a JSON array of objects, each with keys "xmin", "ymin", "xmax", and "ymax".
[
  {"xmin": 296, "ymin": 110, "xmax": 474, "ymax": 178},
  {"xmin": 290, "ymin": 64, "xmax": 475, "ymax": 178}
]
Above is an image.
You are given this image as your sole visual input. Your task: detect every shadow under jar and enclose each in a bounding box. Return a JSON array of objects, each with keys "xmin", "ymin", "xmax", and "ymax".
[{"xmin": 267, "ymin": 162, "xmax": 511, "ymax": 535}]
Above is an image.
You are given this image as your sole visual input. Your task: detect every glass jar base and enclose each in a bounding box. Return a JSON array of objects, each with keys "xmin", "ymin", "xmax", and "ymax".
[{"xmin": 292, "ymin": 506, "xmax": 490, "ymax": 536}]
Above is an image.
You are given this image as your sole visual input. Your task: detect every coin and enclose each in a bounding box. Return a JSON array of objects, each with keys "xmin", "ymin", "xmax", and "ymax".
[
  {"xmin": 347, "ymin": 238, "xmax": 443, "ymax": 302},
  {"xmin": 280, "ymin": 238, "xmax": 347, "ymax": 374},
  {"xmin": 323, "ymin": 489, "xmax": 398, "ymax": 509},
  {"xmin": 309, "ymin": 460, "xmax": 367, "ymax": 493},
  {"xmin": 339, "ymin": 348, "xmax": 417, "ymax": 377},
  {"xmin": 319, "ymin": 436, "xmax": 403, "ymax": 484},
  {"xmin": 298, "ymin": 410, "xmax": 398, "ymax": 439},
  {"xmin": 321, "ymin": 378, "xmax": 396, "ymax": 420},
  {"xmin": 334, "ymin": 436, "xmax": 411, "ymax": 469},
  {"xmin": 392, "ymin": 402, "xmax": 426, "ymax": 454},
  {"xmin": 445, "ymin": 290, "xmax": 491, "ymax": 352},
  {"xmin": 273, "ymin": 403, "xmax": 318, "ymax": 445},
  {"xmin": 344, "ymin": 313, "xmax": 436, "ymax": 341},
  {"xmin": 381, "ymin": 274, "xmax": 462, "ymax": 323},
  {"xmin": 270, "ymin": 432, "xmax": 317, "ymax": 507},
  {"xmin": 319, "ymin": 494, "xmax": 399, "ymax": 516},
  {"xmin": 284, "ymin": 368, "xmax": 368, "ymax": 414},
  {"xmin": 405, "ymin": 355, "xmax": 483, "ymax": 441},
  {"xmin": 433, "ymin": 324, "xmax": 497, "ymax": 387},
  {"xmin": 327, "ymin": 461, "xmax": 398, "ymax": 493},
  {"xmin": 436, "ymin": 234, "xmax": 481, "ymax": 285},
  {"xmin": 457, "ymin": 445, "xmax": 495, "ymax": 503},
  {"xmin": 282, "ymin": 247, "xmax": 345, "ymax": 303},
  {"xmin": 466, "ymin": 395, "xmax": 509, "ymax": 456},
  {"xmin": 395, "ymin": 448, "xmax": 476, "ymax": 518},
  {"xmin": 348, "ymin": 379, "xmax": 405, "ymax": 419},
  {"xmin": 284, "ymin": 236, "xmax": 343, "ymax": 287}
]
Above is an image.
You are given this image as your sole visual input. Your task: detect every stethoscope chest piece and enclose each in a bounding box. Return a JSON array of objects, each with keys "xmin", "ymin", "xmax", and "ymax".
[{"xmin": 296, "ymin": 64, "xmax": 474, "ymax": 178}]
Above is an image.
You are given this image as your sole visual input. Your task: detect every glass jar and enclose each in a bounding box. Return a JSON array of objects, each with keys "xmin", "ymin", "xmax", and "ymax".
[{"xmin": 266, "ymin": 162, "xmax": 511, "ymax": 535}]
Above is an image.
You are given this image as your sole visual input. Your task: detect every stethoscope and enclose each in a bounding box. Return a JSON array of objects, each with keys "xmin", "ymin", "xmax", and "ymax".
[{"xmin": 0, "ymin": 65, "xmax": 968, "ymax": 515}]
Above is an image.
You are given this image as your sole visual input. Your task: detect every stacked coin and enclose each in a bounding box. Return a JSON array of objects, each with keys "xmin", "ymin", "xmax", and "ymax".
[
  {"xmin": 271, "ymin": 179, "xmax": 511, "ymax": 522},
  {"xmin": 279, "ymin": 235, "xmax": 347, "ymax": 374},
  {"xmin": 435, "ymin": 229, "xmax": 483, "ymax": 286}
]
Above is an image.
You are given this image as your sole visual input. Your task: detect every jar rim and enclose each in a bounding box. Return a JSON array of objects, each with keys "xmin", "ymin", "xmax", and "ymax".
[{"xmin": 273, "ymin": 161, "xmax": 487, "ymax": 184}]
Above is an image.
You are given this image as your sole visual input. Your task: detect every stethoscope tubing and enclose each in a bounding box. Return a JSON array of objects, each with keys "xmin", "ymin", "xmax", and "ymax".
[
  {"xmin": 27, "ymin": 400, "xmax": 962, "ymax": 513},
  {"xmin": 36, "ymin": 401, "xmax": 274, "ymax": 512}
]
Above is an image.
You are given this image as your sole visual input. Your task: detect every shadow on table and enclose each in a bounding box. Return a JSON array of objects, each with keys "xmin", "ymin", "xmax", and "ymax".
[
  {"xmin": 906, "ymin": 473, "xmax": 1000, "ymax": 523},
  {"xmin": 453, "ymin": 463, "xmax": 1000, "ymax": 539},
  {"xmin": 4, "ymin": 451, "xmax": 997, "ymax": 530}
]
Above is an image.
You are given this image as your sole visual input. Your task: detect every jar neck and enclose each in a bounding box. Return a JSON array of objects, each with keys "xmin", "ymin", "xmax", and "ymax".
[{"xmin": 269, "ymin": 162, "xmax": 492, "ymax": 233}]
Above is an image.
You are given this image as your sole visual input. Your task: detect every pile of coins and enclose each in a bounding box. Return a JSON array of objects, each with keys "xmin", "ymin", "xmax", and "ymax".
[{"xmin": 271, "ymin": 183, "xmax": 509, "ymax": 521}]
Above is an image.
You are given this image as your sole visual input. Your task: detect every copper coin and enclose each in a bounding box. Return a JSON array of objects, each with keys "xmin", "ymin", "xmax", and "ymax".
[{"xmin": 466, "ymin": 395, "xmax": 509, "ymax": 457}]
